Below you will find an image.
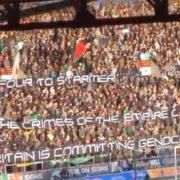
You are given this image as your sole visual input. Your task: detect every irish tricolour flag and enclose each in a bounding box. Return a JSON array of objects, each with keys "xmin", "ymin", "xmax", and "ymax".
[{"xmin": 135, "ymin": 60, "xmax": 152, "ymax": 76}]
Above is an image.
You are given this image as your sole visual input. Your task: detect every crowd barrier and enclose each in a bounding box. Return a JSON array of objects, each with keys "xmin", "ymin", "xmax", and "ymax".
[
  {"xmin": 86, "ymin": 170, "xmax": 148, "ymax": 180},
  {"xmin": 1, "ymin": 166, "xmax": 180, "ymax": 180},
  {"xmin": 2, "ymin": 145, "xmax": 180, "ymax": 173},
  {"xmin": 1, "ymin": 144, "xmax": 180, "ymax": 179}
]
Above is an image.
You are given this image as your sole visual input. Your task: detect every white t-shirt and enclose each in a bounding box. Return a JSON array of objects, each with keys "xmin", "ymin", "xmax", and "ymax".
[{"xmin": 66, "ymin": 70, "xmax": 73, "ymax": 77}]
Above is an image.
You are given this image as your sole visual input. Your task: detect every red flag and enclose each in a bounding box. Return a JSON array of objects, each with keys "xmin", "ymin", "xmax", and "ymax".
[{"xmin": 72, "ymin": 42, "xmax": 86, "ymax": 63}]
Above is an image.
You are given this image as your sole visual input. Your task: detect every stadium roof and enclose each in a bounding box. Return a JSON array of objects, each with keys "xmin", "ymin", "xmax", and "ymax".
[{"xmin": 0, "ymin": 0, "xmax": 179, "ymax": 30}]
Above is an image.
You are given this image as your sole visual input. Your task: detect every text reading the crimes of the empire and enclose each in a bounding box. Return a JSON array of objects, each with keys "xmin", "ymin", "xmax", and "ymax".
[{"xmin": 0, "ymin": 107, "xmax": 179, "ymax": 129}]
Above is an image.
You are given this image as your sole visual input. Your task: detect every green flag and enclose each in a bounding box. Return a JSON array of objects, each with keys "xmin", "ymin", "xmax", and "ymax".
[
  {"xmin": 27, "ymin": 114, "xmax": 38, "ymax": 121},
  {"xmin": 0, "ymin": 174, "xmax": 8, "ymax": 180}
]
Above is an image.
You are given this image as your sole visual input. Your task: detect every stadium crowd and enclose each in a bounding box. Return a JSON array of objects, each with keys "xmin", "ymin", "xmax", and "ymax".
[{"xmin": 0, "ymin": 0, "xmax": 179, "ymax": 173}]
